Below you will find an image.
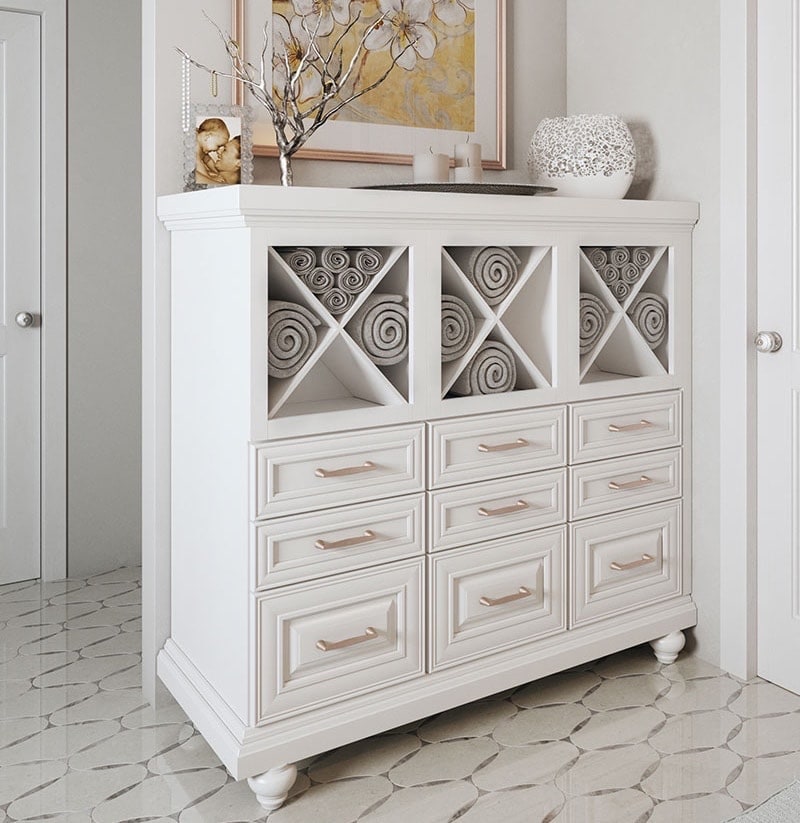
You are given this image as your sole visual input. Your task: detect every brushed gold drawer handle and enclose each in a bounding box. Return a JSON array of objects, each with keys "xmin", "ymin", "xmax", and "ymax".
[
  {"xmin": 478, "ymin": 499, "xmax": 530, "ymax": 518},
  {"xmin": 610, "ymin": 553, "xmax": 655, "ymax": 571},
  {"xmin": 315, "ymin": 461, "xmax": 377, "ymax": 479},
  {"xmin": 608, "ymin": 475, "xmax": 653, "ymax": 491},
  {"xmin": 315, "ymin": 626, "xmax": 378, "ymax": 652},
  {"xmin": 315, "ymin": 530, "xmax": 378, "ymax": 551},
  {"xmin": 608, "ymin": 419, "xmax": 654, "ymax": 433},
  {"xmin": 480, "ymin": 586, "xmax": 533, "ymax": 607},
  {"xmin": 478, "ymin": 438, "xmax": 529, "ymax": 453}
]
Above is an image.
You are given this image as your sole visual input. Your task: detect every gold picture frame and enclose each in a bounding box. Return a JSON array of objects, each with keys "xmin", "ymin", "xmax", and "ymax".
[{"xmin": 231, "ymin": 0, "xmax": 507, "ymax": 169}]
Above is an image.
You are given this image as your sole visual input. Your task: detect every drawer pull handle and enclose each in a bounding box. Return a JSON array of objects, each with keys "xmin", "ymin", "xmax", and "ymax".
[
  {"xmin": 315, "ymin": 461, "xmax": 377, "ymax": 479},
  {"xmin": 478, "ymin": 438, "xmax": 530, "ymax": 453},
  {"xmin": 610, "ymin": 553, "xmax": 655, "ymax": 571},
  {"xmin": 480, "ymin": 586, "xmax": 533, "ymax": 607},
  {"xmin": 608, "ymin": 475, "xmax": 653, "ymax": 491},
  {"xmin": 607, "ymin": 419, "xmax": 654, "ymax": 433},
  {"xmin": 315, "ymin": 530, "xmax": 378, "ymax": 551},
  {"xmin": 316, "ymin": 626, "xmax": 379, "ymax": 652},
  {"xmin": 478, "ymin": 499, "xmax": 530, "ymax": 518}
]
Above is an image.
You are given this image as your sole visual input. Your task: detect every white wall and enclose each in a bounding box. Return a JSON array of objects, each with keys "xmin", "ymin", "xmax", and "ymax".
[
  {"xmin": 68, "ymin": 1, "xmax": 142, "ymax": 576},
  {"xmin": 567, "ymin": 0, "xmax": 722, "ymax": 663}
]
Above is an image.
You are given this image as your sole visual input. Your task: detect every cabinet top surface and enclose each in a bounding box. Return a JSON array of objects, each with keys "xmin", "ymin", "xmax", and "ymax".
[{"xmin": 158, "ymin": 185, "xmax": 699, "ymax": 230}]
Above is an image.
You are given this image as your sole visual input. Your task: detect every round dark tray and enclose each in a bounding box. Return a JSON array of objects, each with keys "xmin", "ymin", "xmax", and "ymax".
[{"xmin": 357, "ymin": 183, "xmax": 557, "ymax": 196}]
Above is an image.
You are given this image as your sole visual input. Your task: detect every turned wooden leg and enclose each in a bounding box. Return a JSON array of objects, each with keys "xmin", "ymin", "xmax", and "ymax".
[
  {"xmin": 247, "ymin": 763, "xmax": 298, "ymax": 812},
  {"xmin": 650, "ymin": 630, "xmax": 686, "ymax": 664}
]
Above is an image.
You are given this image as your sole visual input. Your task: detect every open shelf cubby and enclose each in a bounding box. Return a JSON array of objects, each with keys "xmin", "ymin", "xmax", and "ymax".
[
  {"xmin": 579, "ymin": 245, "xmax": 671, "ymax": 384},
  {"xmin": 267, "ymin": 246, "xmax": 410, "ymax": 418},
  {"xmin": 440, "ymin": 246, "xmax": 554, "ymax": 399}
]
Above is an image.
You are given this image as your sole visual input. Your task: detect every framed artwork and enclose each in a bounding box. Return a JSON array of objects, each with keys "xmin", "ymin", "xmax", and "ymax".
[
  {"xmin": 231, "ymin": 0, "xmax": 507, "ymax": 169},
  {"xmin": 183, "ymin": 104, "xmax": 254, "ymax": 191}
]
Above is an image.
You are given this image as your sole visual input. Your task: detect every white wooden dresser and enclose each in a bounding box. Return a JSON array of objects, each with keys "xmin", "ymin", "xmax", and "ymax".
[{"xmin": 157, "ymin": 186, "xmax": 698, "ymax": 811}]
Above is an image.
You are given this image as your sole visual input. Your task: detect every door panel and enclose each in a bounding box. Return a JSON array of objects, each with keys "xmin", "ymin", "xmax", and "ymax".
[{"xmin": 0, "ymin": 10, "xmax": 41, "ymax": 584}]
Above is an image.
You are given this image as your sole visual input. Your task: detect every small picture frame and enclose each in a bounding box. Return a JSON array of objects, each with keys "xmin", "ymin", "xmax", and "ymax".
[{"xmin": 184, "ymin": 104, "xmax": 254, "ymax": 191}]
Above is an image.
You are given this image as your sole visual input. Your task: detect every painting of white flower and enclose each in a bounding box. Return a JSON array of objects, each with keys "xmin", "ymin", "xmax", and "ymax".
[{"xmin": 364, "ymin": 0, "xmax": 437, "ymax": 71}]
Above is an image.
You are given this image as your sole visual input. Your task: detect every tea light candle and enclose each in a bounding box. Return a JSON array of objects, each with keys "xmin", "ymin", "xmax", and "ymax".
[
  {"xmin": 454, "ymin": 140, "xmax": 482, "ymax": 177},
  {"xmin": 454, "ymin": 162, "xmax": 483, "ymax": 184},
  {"xmin": 413, "ymin": 150, "xmax": 449, "ymax": 183}
]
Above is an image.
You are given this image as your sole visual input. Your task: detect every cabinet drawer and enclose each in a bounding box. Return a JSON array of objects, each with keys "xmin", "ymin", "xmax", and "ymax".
[
  {"xmin": 254, "ymin": 495, "xmax": 425, "ymax": 589},
  {"xmin": 570, "ymin": 391, "xmax": 681, "ymax": 464},
  {"xmin": 428, "ymin": 469, "xmax": 566, "ymax": 552},
  {"xmin": 256, "ymin": 558, "xmax": 423, "ymax": 722},
  {"xmin": 571, "ymin": 502, "xmax": 682, "ymax": 627},
  {"xmin": 429, "ymin": 528, "xmax": 566, "ymax": 670},
  {"xmin": 253, "ymin": 424, "xmax": 424, "ymax": 518},
  {"xmin": 428, "ymin": 406, "xmax": 566, "ymax": 488},
  {"xmin": 570, "ymin": 449, "xmax": 682, "ymax": 520}
]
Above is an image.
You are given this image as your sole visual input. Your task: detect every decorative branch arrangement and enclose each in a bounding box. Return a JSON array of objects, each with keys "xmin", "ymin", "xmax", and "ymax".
[{"xmin": 179, "ymin": 0, "xmax": 469, "ymax": 186}]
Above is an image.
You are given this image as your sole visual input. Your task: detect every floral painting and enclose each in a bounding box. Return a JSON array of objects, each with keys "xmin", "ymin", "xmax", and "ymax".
[{"xmin": 271, "ymin": 0, "xmax": 476, "ymax": 132}]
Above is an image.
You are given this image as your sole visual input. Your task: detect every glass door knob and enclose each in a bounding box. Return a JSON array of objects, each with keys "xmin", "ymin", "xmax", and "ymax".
[{"xmin": 754, "ymin": 331, "xmax": 782, "ymax": 353}]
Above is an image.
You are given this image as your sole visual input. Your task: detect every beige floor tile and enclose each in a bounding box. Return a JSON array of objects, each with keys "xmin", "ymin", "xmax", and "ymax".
[
  {"xmin": 64, "ymin": 605, "xmax": 141, "ymax": 629},
  {"xmin": 570, "ymin": 706, "xmax": 665, "ymax": 750},
  {"xmin": 556, "ymin": 743, "xmax": 659, "ymax": 795},
  {"xmin": 0, "ymin": 625, "xmax": 62, "ymax": 662},
  {"xmin": 269, "ymin": 776, "xmax": 394, "ymax": 823},
  {"xmin": 121, "ymin": 700, "xmax": 190, "ymax": 729},
  {"xmin": 178, "ymin": 778, "xmax": 275, "ymax": 822},
  {"xmin": 457, "ymin": 784, "xmax": 564, "ymax": 822},
  {"xmin": 309, "ymin": 734, "xmax": 420, "ymax": 782},
  {"xmin": 593, "ymin": 645, "xmax": 660, "ymax": 678},
  {"xmin": 86, "ymin": 567, "xmax": 141, "ymax": 585},
  {"xmin": 727, "ymin": 751, "xmax": 800, "ymax": 806},
  {"xmin": 49, "ymin": 687, "xmax": 145, "ymax": 725},
  {"xmin": 656, "ymin": 675, "xmax": 741, "ymax": 715},
  {"xmin": 6, "ymin": 602, "xmax": 100, "ymax": 627},
  {"xmin": 102, "ymin": 589, "xmax": 142, "ymax": 607},
  {"xmin": 18, "ymin": 626, "xmax": 118, "ymax": 656},
  {"xmin": 49, "ymin": 583, "xmax": 137, "ymax": 605},
  {"xmin": 641, "ymin": 748, "xmax": 742, "ymax": 800},
  {"xmin": 647, "ymin": 792, "xmax": 743, "ymax": 823},
  {"xmin": 362, "ymin": 781, "xmax": 478, "ymax": 822},
  {"xmin": 493, "ymin": 703, "xmax": 590, "ymax": 746},
  {"xmin": 80, "ymin": 631, "xmax": 143, "ymax": 657},
  {"xmin": 0, "ymin": 715, "xmax": 47, "ymax": 747},
  {"xmin": 583, "ymin": 674, "xmax": 670, "ymax": 711},
  {"xmin": 649, "ymin": 709, "xmax": 741, "ymax": 754},
  {"xmin": 552, "ymin": 788, "xmax": 653, "ymax": 823},
  {"xmin": 729, "ymin": 681, "xmax": 800, "ymax": 718},
  {"xmin": 661, "ymin": 656, "xmax": 727, "ymax": 681},
  {"xmin": 98, "ymin": 661, "xmax": 142, "ymax": 690},
  {"xmin": 0, "ymin": 682, "xmax": 97, "ymax": 720},
  {"xmin": 33, "ymin": 654, "xmax": 139, "ymax": 688},
  {"xmin": 0, "ymin": 719, "xmax": 121, "ymax": 766},
  {"xmin": 512, "ymin": 670, "xmax": 601, "ymax": 709},
  {"xmin": 472, "ymin": 741, "xmax": 579, "ymax": 790},
  {"xmin": 148, "ymin": 733, "xmax": 223, "ymax": 775},
  {"xmin": 0, "ymin": 650, "xmax": 79, "ymax": 681},
  {"xmin": 417, "ymin": 699, "xmax": 517, "ymax": 742},
  {"xmin": 69, "ymin": 722, "xmax": 194, "ymax": 770},
  {"xmin": 728, "ymin": 713, "xmax": 800, "ymax": 758},
  {"xmin": 388, "ymin": 737, "xmax": 498, "ymax": 787},
  {"xmin": 0, "ymin": 760, "xmax": 67, "ymax": 806}
]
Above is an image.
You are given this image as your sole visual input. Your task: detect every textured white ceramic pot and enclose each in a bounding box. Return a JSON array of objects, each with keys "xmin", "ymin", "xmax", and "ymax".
[{"xmin": 527, "ymin": 114, "xmax": 636, "ymax": 199}]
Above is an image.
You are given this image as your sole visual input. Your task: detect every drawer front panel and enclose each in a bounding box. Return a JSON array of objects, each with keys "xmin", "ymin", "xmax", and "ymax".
[
  {"xmin": 429, "ymin": 469, "xmax": 566, "ymax": 552},
  {"xmin": 429, "ymin": 406, "xmax": 566, "ymax": 488},
  {"xmin": 255, "ymin": 495, "xmax": 425, "ymax": 589},
  {"xmin": 429, "ymin": 528, "xmax": 566, "ymax": 670},
  {"xmin": 571, "ymin": 501, "xmax": 682, "ymax": 627},
  {"xmin": 256, "ymin": 558, "xmax": 423, "ymax": 722},
  {"xmin": 570, "ymin": 391, "xmax": 682, "ymax": 464},
  {"xmin": 254, "ymin": 424, "xmax": 424, "ymax": 518},
  {"xmin": 570, "ymin": 449, "xmax": 682, "ymax": 520}
]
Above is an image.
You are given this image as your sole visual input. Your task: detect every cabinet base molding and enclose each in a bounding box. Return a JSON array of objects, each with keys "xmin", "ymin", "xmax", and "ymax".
[{"xmin": 650, "ymin": 629, "xmax": 687, "ymax": 664}]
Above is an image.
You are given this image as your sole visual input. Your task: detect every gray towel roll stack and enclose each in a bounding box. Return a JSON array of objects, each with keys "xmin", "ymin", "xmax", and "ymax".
[
  {"xmin": 450, "ymin": 340, "xmax": 517, "ymax": 396},
  {"xmin": 303, "ymin": 268, "xmax": 336, "ymax": 295},
  {"xmin": 610, "ymin": 246, "xmax": 631, "ymax": 267},
  {"xmin": 320, "ymin": 288, "xmax": 354, "ymax": 317},
  {"xmin": 352, "ymin": 248, "xmax": 384, "ymax": 275},
  {"xmin": 632, "ymin": 247, "xmax": 652, "ymax": 269},
  {"xmin": 267, "ymin": 300, "xmax": 321, "ymax": 379},
  {"xmin": 349, "ymin": 293, "xmax": 409, "ymax": 366},
  {"xmin": 320, "ymin": 247, "xmax": 350, "ymax": 273},
  {"xmin": 579, "ymin": 293, "xmax": 609, "ymax": 355},
  {"xmin": 441, "ymin": 294, "xmax": 476, "ymax": 363},
  {"xmin": 339, "ymin": 268, "xmax": 372, "ymax": 295},
  {"xmin": 468, "ymin": 246, "xmax": 521, "ymax": 306},
  {"xmin": 628, "ymin": 292, "xmax": 668, "ymax": 349},
  {"xmin": 284, "ymin": 247, "xmax": 316, "ymax": 275},
  {"xmin": 587, "ymin": 247, "xmax": 608, "ymax": 269}
]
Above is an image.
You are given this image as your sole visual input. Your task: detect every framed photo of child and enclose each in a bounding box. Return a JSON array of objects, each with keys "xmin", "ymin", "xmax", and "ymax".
[{"xmin": 183, "ymin": 104, "xmax": 254, "ymax": 191}]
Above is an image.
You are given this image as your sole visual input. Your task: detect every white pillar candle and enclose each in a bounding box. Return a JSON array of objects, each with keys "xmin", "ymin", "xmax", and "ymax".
[
  {"xmin": 454, "ymin": 141, "xmax": 482, "ymax": 170},
  {"xmin": 454, "ymin": 164, "xmax": 483, "ymax": 184},
  {"xmin": 413, "ymin": 152, "xmax": 449, "ymax": 183}
]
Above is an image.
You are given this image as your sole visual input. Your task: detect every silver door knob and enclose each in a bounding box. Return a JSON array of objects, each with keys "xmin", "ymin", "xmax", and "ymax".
[
  {"xmin": 15, "ymin": 311, "xmax": 35, "ymax": 328},
  {"xmin": 755, "ymin": 331, "xmax": 783, "ymax": 353}
]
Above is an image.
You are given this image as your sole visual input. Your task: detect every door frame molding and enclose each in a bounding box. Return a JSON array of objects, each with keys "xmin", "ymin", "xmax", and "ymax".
[{"xmin": 3, "ymin": 0, "xmax": 67, "ymax": 579}]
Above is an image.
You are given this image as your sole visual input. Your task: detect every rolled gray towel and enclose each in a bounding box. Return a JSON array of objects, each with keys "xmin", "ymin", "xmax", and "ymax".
[
  {"xmin": 352, "ymin": 247, "xmax": 384, "ymax": 275},
  {"xmin": 600, "ymin": 264, "xmax": 620, "ymax": 286},
  {"xmin": 320, "ymin": 287, "xmax": 354, "ymax": 316},
  {"xmin": 283, "ymin": 247, "xmax": 316, "ymax": 275},
  {"xmin": 267, "ymin": 300, "xmax": 320, "ymax": 379},
  {"xmin": 587, "ymin": 247, "xmax": 608, "ymax": 269},
  {"xmin": 628, "ymin": 291, "xmax": 668, "ymax": 348},
  {"xmin": 320, "ymin": 246, "xmax": 350, "ymax": 273},
  {"xmin": 338, "ymin": 268, "xmax": 372, "ymax": 295},
  {"xmin": 579, "ymin": 293, "xmax": 609, "ymax": 355},
  {"xmin": 612, "ymin": 280, "xmax": 631, "ymax": 303},
  {"xmin": 450, "ymin": 340, "xmax": 517, "ymax": 396},
  {"xmin": 610, "ymin": 246, "xmax": 631, "ymax": 267},
  {"xmin": 441, "ymin": 294, "xmax": 476, "ymax": 363},
  {"xmin": 349, "ymin": 293, "xmax": 408, "ymax": 366},
  {"xmin": 632, "ymin": 247, "xmax": 652, "ymax": 269},
  {"xmin": 620, "ymin": 262, "xmax": 641, "ymax": 285},
  {"xmin": 467, "ymin": 246, "xmax": 521, "ymax": 306},
  {"xmin": 303, "ymin": 268, "xmax": 335, "ymax": 295}
]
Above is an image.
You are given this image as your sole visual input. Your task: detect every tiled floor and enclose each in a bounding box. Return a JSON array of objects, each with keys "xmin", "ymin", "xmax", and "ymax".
[{"xmin": 2, "ymin": 571, "xmax": 800, "ymax": 822}]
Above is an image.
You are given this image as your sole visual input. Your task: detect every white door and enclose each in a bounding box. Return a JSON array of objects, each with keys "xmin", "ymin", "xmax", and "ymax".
[
  {"xmin": 757, "ymin": 1, "xmax": 800, "ymax": 693},
  {"xmin": 0, "ymin": 10, "xmax": 41, "ymax": 585}
]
